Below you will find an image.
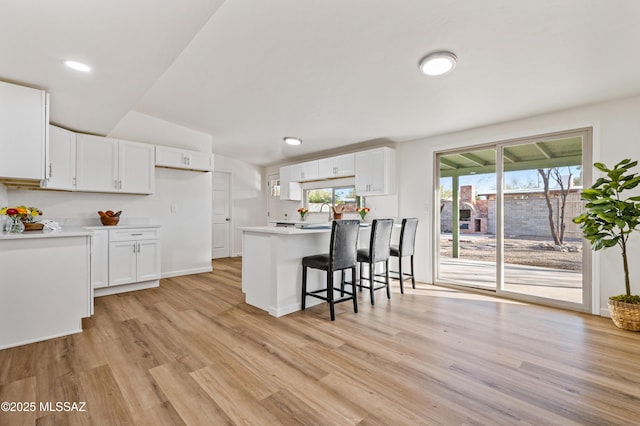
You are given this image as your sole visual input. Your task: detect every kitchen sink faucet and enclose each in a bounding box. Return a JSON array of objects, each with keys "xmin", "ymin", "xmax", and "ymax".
[{"xmin": 319, "ymin": 203, "xmax": 333, "ymax": 221}]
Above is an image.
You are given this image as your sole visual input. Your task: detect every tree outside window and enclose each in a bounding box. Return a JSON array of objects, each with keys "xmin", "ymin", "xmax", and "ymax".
[{"xmin": 306, "ymin": 186, "xmax": 359, "ymax": 213}]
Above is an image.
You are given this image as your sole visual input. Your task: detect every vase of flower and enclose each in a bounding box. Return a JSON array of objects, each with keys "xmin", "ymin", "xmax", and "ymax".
[
  {"xmin": 8, "ymin": 215, "xmax": 25, "ymax": 233},
  {"xmin": 357, "ymin": 207, "xmax": 370, "ymax": 222},
  {"xmin": 297, "ymin": 207, "xmax": 308, "ymax": 221},
  {"xmin": 1, "ymin": 205, "xmax": 42, "ymax": 233}
]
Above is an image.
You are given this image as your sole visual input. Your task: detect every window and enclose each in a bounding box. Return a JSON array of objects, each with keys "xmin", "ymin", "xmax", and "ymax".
[
  {"xmin": 305, "ymin": 186, "xmax": 360, "ymax": 213},
  {"xmin": 269, "ymin": 177, "xmax": 280, "ymax": 197}
]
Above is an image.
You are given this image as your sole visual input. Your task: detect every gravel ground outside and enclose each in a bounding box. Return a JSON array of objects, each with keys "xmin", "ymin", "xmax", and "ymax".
[{"xmin": 440, "ymin": 235, "xmax": 583, "ymax": 271}]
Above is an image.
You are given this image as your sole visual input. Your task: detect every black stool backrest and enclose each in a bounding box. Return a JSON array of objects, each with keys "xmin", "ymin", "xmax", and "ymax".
[
  {"xmin": 369, "ymin": 218, "xmax": 394, "ymax": 263},
  {"xmin": 399, "ymin": 218, "xmax": 418, "ymax": 256},
  {"xmin": 330, "ymin": 220, "xmax": 361, "ymax": 270}
]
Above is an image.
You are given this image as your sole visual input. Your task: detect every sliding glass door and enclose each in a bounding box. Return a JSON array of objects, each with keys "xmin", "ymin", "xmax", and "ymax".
[
  {"xmin": 438, "ymin": 147, "xmax": 497, "ymax": 289},
  {"xmin": 435, "ymin": 129, "xmax": 592, "ymax": 311}
]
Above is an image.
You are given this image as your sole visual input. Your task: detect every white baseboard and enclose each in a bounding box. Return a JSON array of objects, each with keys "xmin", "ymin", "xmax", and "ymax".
[
  {"xmin": 94, "ymin": 280, "xmax": 159, "ymax": 297},
  {"xmin": 161, "ymin": 266, "xmax": 213, "ymax": 279}
]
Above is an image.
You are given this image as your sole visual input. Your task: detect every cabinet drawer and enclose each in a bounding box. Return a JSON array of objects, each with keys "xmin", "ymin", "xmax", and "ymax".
[{"xmin": 109, "ymin": 228, "xmax": 159, "ymax": 241}]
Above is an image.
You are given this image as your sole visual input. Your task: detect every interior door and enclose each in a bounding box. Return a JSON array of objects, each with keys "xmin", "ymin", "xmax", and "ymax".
[{"xmin": 212, "ymin": 171, "xmax": 231, "ymax": 258}]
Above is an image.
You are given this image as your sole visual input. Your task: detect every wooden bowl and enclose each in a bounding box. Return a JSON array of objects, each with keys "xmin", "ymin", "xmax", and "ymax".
[{"xmin": 100, "ymin": 216, "xmax": 120, "ymax": 226}]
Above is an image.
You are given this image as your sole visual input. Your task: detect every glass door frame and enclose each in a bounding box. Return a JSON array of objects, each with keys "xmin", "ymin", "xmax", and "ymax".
[{"xmin": 433, "ymin": 127, "xmax": 593, "ymax": 313}]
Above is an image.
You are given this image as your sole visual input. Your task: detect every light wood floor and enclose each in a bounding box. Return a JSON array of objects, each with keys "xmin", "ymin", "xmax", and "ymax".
[{"xmin": 2, "ymin": 258, "xmax": 640, "ymax": 425}]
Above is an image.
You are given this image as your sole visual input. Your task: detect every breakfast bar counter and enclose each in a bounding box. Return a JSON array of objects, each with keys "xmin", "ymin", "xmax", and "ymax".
[{"xmin": 242, "ymin": 225, "xmax": 371, "ymax": 317}]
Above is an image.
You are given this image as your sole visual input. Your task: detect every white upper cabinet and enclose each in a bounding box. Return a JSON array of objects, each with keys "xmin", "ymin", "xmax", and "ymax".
[
  {"xmin": 318, "ymin": 153, "xmax": 355, "ymax": 179},
  {"xmin": 155, "ymin": 145, "xmax": 213, "ymax": 172},
  {"xmin": 289, "ymin": 160, "xmax": 319, "ymax": 182},
  {"xmin": 76, "ymin": 134, "xmax": 118, "ymax": 192},
  {"xmin": 0, "ymin": 81, "xmax": 48, "ymax": 180},
  {"xmin": 119, "ymin": 140, "xmax": 155, "ymax": 194},
  {"xmin": 76, "ymin": 133, "xmax": 154, "ymax": 194},
  {"xmin": 42, "ymin": 125, "xmax": 76, "ymax": 191},
  {"xmin": 279, "ymin": 165, "xmax": 302, "ymax": 201},
  {"xmin": 355, "ymin": 147, "xmax": 396, "ymax": 196}
]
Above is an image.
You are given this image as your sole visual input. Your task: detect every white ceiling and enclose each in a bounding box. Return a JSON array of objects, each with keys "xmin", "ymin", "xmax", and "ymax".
[{"xmin": 2, "ymin": 0, "xmax": 640, "ymax": 166}]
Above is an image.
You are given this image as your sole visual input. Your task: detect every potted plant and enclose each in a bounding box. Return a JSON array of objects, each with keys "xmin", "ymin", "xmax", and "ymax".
[{"xmin": 573, "ymin": 159, "xmax": 640, "ymax": 330}]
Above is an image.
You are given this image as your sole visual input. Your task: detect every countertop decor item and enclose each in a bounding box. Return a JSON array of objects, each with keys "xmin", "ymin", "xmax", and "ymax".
[
  {"xmin": 357, "ymin": 207, "xmax": 370, "ymax": 221},
  {"xmin": 297, "ymin": 207, "xmax": 308, "ymax": 221},
  {"xmin": 23, "ymin": 222, "xmax": 44, "ymax": 231},
  {"xmin": 98, "ymin": 210, "xmax": 122, "ymax": 226},
  {"xmin": 332, "ymin": 205, "xmax": 345, "ymax": 220},
  {"xmin": 1, "ymin": 205, "xmax": 42, "ymax": 233},
  {"xmin": 573, "ymin": 159, "xmax": 640, "ymax": 331}
]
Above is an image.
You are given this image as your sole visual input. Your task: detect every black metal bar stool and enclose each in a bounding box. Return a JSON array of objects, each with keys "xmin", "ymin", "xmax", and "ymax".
[
  {"xmin": 389, "ymin": 218, "xmax": 418, "ymax": 294},
  {"xmin": 301, "ymin": 219, "xmax": 361, "ymax": 321},
  {"xmin": 357, "ymin": 218, "xmax": 394, "ymax": 305}
]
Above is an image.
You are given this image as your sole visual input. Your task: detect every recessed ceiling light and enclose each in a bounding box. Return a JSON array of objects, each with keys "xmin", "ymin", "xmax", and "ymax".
[
  {"xmin": 284, "ymin": 136, "xmax": 302, "ymax": 146},
  {"xmin": 64, "ymin": 60, "xmax": 91, "ymax": 72},
  {"xmin": 418, "ymin": 51, "xmax": 457, "ymax": 76}
]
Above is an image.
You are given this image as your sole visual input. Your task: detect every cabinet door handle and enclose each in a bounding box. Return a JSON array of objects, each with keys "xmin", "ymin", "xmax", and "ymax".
[
  {"xmin": 137, "ymin": 242, "xmax": 141, "ymax": 252},
  {"xmin": 130, "ymin": 233, "xmax": 143, "ymax": 236},
  {"xmin": 133, "ymin": 243, "xmax": 137, "ymax": 253},
  {"xmin": 48, "ymin": 163, "xmax": 53, "ymax": 178}
]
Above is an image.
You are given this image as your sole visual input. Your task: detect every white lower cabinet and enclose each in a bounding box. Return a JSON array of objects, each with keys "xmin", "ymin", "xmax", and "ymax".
[{"xmin": 91, "ymin": 226, "xmax": 161, "ymax": 293}]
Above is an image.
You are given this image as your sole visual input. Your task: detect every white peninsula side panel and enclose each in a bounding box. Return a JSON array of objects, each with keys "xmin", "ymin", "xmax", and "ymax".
[{"xmin": 0, "ymin": 233, "xmax": 91, "ymax": 349}]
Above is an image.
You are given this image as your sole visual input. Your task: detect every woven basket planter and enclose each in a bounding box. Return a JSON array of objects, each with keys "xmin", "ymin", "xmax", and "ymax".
[{"xmin": 608, "ymin": 299, "xmax": 640, "ymax": 331}]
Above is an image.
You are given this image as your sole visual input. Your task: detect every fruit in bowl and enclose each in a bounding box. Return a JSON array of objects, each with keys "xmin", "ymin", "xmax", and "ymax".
[{"xmin": 98, "ymin": 210, "xmax": 121, "ymax": 226}]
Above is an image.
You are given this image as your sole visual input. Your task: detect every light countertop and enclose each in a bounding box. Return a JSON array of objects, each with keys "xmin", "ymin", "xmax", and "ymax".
[
  {"xmin": 0, "ymin": 223, "xmax": 160, "ymax": 240},
  {"xmin": 0, "ymin": 226, "xmax": 93, "ymax": 240},
  {"xmin": 243, "ymin": 223, "xmax": 371, "ymax": 235}
]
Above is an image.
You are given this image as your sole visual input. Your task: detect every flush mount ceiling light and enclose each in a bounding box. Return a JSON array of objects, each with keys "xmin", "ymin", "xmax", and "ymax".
[
  {"xmin": 284, "ymin": 136, "xmax": 302, "ymax": 146},
  {"xmin": 64, "ymin": 60, "xmax": 91, "ymax": 72},
  {"xmin": 418, "ymin": 51, "xmax": 457, "ymax": 76}
]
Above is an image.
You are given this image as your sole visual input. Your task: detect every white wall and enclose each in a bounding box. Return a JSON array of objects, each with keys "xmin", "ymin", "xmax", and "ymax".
[
  {"xmin": 7, "ymin": 112, "xmax": 214, "ymax": 277},
  {"xmin": 214, "ymin": 154, "xmax": 265, "ymax": 256},
  {"xmin": 397, "ymin": 94, "xmax": 640, "ymax": 316}
]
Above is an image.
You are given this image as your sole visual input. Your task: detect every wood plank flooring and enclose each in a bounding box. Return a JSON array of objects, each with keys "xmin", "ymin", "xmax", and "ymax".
[{"xmin": 2, "ymin": 257, "xmax": 640, "ymax": 425}]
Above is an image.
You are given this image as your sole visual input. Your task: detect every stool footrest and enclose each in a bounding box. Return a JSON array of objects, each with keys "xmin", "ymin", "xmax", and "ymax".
[{"xmin": 304, "ymin": 289, "xmax": 356, "ymax": 305}]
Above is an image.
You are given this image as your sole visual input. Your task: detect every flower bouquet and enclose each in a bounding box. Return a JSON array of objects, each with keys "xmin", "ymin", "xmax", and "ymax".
[
  {"xmin": 297, "ymin": 207, "xmax": 309, "ymax": 221},
  {"xmin": 356, "ymin": 207, "xmax": 370, "ymax": 221},
  {"xmin": 1, "ymin": 206, "xmax": 43, "ymax": 233}
]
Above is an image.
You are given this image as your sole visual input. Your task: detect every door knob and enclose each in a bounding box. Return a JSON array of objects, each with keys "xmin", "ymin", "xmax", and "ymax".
[{"xmin": 225, "ymin": 218, "xmax": 230, "ymax": 221}]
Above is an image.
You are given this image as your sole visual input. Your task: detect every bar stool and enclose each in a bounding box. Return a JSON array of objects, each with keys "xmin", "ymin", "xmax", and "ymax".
[
  {"xmin": 357, "ymin": 218, "xmax": 394, "ymax": 305},
  {"xmin": 301, "ymin": 219, "xmax": 361, "ymax": 321},
  {"xmin": 389, "ymin": 218, "xmax": 418, "ymax": 294}
]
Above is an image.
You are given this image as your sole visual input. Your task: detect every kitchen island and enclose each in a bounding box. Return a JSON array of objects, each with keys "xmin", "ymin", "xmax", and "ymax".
[
  {"xmin": 0, "ymin": 228, "xmax": 93, "ymax": 349},
  {"xmin": 242, "ymin": 224, "xmax": 372, "ymax": 317}
]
